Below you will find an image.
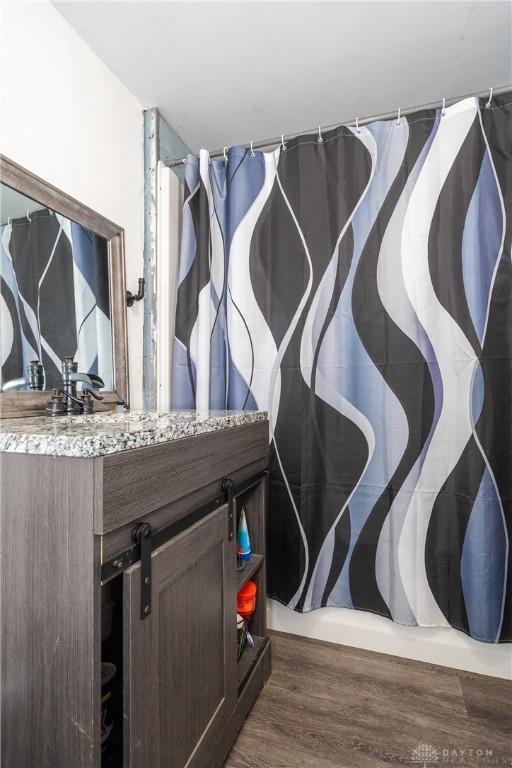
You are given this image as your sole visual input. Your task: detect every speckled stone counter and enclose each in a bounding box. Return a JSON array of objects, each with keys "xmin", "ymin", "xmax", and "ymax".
[{"xmin": 0, "ymin": 409, "xmax": 267, "ymax": 458}]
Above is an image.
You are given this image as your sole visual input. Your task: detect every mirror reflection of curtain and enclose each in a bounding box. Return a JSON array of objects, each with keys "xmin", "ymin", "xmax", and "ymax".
[{"xmin": 0, "ymin": 209, "xmax": 113, "ymax": 390}]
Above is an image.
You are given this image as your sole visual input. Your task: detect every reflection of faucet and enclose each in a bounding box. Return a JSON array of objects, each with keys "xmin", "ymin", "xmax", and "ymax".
[
  {"xmin": 1, "ymin": 361, "xmax": 44, "ymax": 392},
  {"xmin": 2, "ymin": 377, "xmax": 29, "ymax": 392},
  {"xmin": 46, "ymin": 356, "xmax": 104, "ymax": 416}
]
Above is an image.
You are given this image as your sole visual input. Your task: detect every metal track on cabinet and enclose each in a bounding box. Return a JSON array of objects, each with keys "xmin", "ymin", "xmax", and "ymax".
[{"xmin": 101, "ymin": 469, "xmax": 268, "ymax": 585}]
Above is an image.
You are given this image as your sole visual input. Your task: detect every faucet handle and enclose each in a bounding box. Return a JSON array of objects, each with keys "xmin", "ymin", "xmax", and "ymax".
[
  {"xmin": 46, "ymin": 389, "xmax": 67, "ymax": 416},
  {"xmin": 80, "ymin": 389, "xmax": 103, "ymax": 414},
  {"xmin": 81, "ymin": 387, "xmax": 103, "ymax": 402}
]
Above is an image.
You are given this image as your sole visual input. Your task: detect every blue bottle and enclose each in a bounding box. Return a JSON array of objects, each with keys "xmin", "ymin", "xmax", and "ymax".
[{"xmin": 237, "ymin": 508, "xmax": 251, "ymax": 561}]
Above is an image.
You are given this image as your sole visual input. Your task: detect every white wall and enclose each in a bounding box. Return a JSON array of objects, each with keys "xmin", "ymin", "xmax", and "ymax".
[
  {"xmin": 0, "ymin": 0, "xmax": 144, "ymax": 407},
  {"xmin": 268, "ymin": 600, "xmax": 512, "ymax": 680}
]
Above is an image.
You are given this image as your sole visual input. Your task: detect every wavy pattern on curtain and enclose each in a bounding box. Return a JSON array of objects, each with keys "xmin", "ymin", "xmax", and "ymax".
[
  {"xmin": 0, "ymin": 210, "xmax": 112, "ymax": 390},
  {"xmin": 172, "ymin": 94, "xmax": 512, "ymax": 643}
]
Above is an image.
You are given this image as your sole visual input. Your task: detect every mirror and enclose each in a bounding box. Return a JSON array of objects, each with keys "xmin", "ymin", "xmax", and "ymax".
[
  {"xmin": 1, "ymin": 185, "xmax": 113, "ymax": 392},
  {"xmin": 0, "ymin": 155, "xmax": 128, "ymax": 417}
]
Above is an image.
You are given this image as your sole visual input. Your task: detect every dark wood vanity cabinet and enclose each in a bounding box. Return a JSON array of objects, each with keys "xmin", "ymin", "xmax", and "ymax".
[
  {"xmin": 1, "ymin": 420, "xmax": 271, "ymax": 768},
  {"xmin": 124, "ymin": 505, "xmax": 236, "ymax": 768}
]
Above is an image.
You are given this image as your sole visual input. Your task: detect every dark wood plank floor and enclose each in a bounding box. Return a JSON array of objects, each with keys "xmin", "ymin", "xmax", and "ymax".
[{"xmin": 225, "ymin": 631, "xmax": 512, "ymax": 768}]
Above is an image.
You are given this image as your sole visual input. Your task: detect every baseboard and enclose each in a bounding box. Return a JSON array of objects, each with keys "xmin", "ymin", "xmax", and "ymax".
[{"xmin": 267, "ymin": 599, "xmax": 512, "ymax": 680}]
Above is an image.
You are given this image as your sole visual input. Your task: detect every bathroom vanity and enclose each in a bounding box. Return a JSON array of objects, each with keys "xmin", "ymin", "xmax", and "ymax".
[
  {"xmin": 0, "ymin": 410, "xmax": 271, "ymax": 768},
  {"xmin": 0, "ymin": 157, "xmax": 271, "ymax": 767}
]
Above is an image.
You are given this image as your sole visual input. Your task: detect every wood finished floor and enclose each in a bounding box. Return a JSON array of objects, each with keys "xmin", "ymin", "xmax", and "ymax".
[{"xmin": 225, "ymin": 631, "xmax": 512, "ymax": 768}]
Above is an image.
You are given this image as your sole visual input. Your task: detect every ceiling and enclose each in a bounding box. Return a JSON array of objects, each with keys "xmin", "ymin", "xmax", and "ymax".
[{"xmin": 54, "ymin": 1, "xmax": 512, "ymax": 153}]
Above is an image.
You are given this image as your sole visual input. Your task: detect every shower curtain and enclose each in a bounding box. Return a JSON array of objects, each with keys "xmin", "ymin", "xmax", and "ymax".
[
  {"xmin": 1, "ymin": 209, "xmax": 112, "ymax": 390},
  {"xmin": 172, "ymin": 94, "xmax": 512, "ymax": 643}
]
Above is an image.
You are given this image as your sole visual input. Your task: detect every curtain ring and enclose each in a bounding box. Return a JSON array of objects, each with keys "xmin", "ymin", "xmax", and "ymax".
[
  {"xmin": 281, "ymin": 134, "xmax": 287, "ymax": 151},
  {"xmin": 485, "ymin": 86, "xmax": 493, "ymax": 109},
  {"xmin": 317, "ymin": 126, "xmax": 323, "ymax": 143},
  {"xmin": 441, "ymin": 97, "xmax": 446, "ymax": 117},
  {"xmin": 250, "ymin": 140, "xmax": 255, "ymax": 157},
  {"xmin": 223, "ymin": 147, "xmax": 228, "ymax": 162},
  {"xmin": 396, "ymin": 108, "xmax": 401, "ymax": 126},
  {"xmin": 355, "ymin": 117, "xmax": 360, "ymax": 134}
]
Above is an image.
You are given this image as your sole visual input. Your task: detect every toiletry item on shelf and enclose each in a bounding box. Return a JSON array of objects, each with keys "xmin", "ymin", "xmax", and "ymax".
[
  {"xmin": 237, "ymin": 613, "xmax": 255, "ymax": 660},
  {"xmin": 237, "ymin": 507, "xmax": 251, "ymax": 561},
  {"xmin": 237, "ymin": 613, "xmax": 248, "ymax": 659},
  {"xmin": 237, "ymin": 580, "xmax": 257, "ymax": 620}
]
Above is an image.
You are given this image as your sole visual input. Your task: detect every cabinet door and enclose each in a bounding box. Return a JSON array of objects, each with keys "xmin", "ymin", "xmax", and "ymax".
[{"xmin": 123, "ymin": 504, "xmax": 237, "ymax": 768}]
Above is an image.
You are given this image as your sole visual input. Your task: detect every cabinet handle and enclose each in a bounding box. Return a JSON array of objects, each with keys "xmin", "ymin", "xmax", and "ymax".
[{"xmin": 132, "ymin": 522, "xmax": 153, "ymax": 620}]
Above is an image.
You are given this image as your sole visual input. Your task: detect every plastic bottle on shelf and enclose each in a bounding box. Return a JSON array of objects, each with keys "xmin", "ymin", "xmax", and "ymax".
[{"xmin": 237, "ymin": 507, "xmax": 251, "ymax": 561}]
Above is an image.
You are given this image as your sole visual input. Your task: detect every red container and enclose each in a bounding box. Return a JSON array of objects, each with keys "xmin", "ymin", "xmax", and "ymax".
[{"xmin": 237, "ymin": 580, "xmax": 257, "ymax": 619}]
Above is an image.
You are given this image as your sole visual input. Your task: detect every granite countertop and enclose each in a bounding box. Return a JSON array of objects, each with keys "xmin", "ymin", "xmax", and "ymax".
[{"xmin": 0, "ymin": 409, "xmax": 267, "ymax": 458}]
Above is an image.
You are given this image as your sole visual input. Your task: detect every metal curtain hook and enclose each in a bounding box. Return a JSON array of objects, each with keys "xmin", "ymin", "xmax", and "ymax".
[
  {"xmin": 441, "ymin": 97, "xmax": 446, "ymax": 117},
  {"xmin": 281, "ymin": 134, "xmax": 287, "ymax": 151},
  {"xmin": 485, "ymin": 87, "xmax": 494, "ymax": 109},
  {"xmin": 355, "ymin": 117, "xmax": 360, "ymax": 134},
  {"xmin": 26, "ymin": 210, "xmax": 32, "ymax": 222},
  {"xmin": 223, "ymin": 147, "xmax": 228, "ymax": 162},
  {"xmin": 250, "ymin": 140, "xmax": 255, "ymax": 157},
  {"xmin": 396, "ymin": 108, "xmax": 401, "ymax": 126},
  {"xmin": 317, "ymin": 126, "xmax": 323, "ymax": 143}
]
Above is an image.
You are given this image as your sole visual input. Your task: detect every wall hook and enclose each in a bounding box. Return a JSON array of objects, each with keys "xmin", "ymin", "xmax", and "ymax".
[{"xmin": 126, "ymin": 278, "xmax": 145, "ymax": 307}]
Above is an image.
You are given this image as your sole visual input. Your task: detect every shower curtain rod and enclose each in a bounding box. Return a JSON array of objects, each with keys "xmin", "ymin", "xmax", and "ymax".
[{"xmin": 165, "ymin": 84, "xmax": 511, "ymax": 168}]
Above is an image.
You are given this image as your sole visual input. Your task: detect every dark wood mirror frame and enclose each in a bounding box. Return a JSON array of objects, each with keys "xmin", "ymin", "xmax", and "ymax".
[{"xmin": 0, "ymin": 154, "xmax": 129, "ymax": 418}]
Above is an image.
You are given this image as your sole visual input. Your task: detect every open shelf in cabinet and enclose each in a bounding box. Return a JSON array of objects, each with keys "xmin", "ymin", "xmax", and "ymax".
[
  {"xmin": 235, "ymin": 473, "xmax": 269, "ymax": 696},
  {"xmin": 237, "ymin": 553, "xmax": 264, "ymax": 590},
  {"xmin": 237, "ymin": 635, "xmax": 268, "ymax": 691}
]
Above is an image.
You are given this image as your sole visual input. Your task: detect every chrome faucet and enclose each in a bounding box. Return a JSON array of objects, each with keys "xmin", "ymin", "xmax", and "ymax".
[{"xmin": 46, "ymin": 356, "xmax": 104, "ymax": 416}]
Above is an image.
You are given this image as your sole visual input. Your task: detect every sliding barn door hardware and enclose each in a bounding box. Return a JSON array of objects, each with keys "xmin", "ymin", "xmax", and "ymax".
[
  {"xmin": 132, "ymin": 522, "xmax": 153, "ymax": 619},
  {"xmin": 101, "ymin": 470, "xmax": 269, "ymax": 618},
  {"xmin": 222, "ymin": 477, "xmax": 235, "ymax": 540}
]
